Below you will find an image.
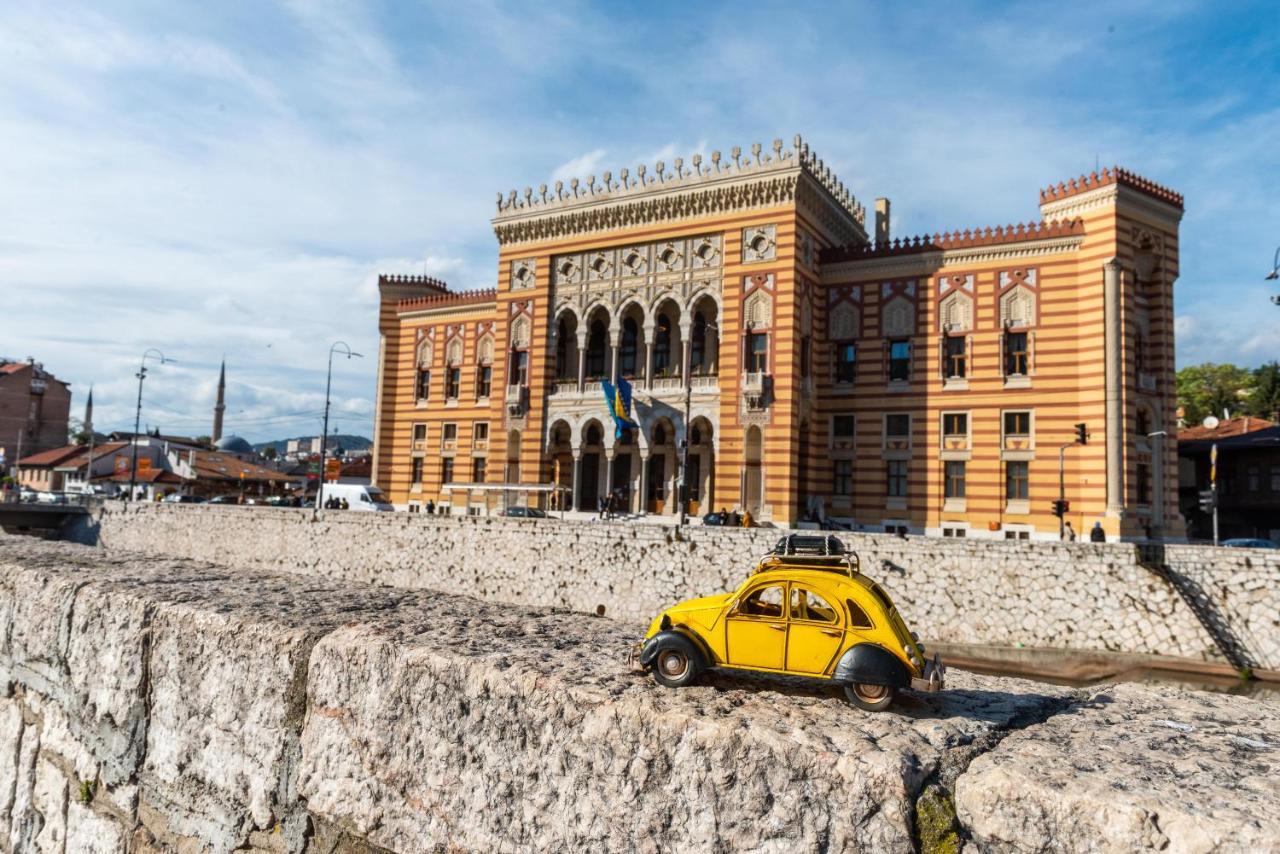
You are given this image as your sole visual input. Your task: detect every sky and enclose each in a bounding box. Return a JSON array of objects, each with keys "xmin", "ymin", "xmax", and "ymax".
[{"xmin": 2, "ymin": 0, "xmax": 1277, "ymax": 443}]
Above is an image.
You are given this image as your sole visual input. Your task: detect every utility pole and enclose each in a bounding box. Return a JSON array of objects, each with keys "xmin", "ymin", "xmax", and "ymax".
[
  {"xmin": 1211, "ymin": 442, "xmax": 1219, "ymax": 547},
  {"xmin": 316, "ymin": 342, "xmax": 362, "ymax": 518},
  {"xmin": 1055, "ymin": 423, "xmax": 1089, "ymax": 539},
  {"xmin": 128, "ymin": 349, "xmax": 169, "ymax": 502}
]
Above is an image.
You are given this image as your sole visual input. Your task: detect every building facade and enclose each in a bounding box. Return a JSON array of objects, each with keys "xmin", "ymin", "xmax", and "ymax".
[
  {"xmin": 1, "ymin": 360, "xmax": 72, "ymax": 476},
  {"xmin": 373, "ymin": 135, "xmax": 1184, "ymax": 540}
]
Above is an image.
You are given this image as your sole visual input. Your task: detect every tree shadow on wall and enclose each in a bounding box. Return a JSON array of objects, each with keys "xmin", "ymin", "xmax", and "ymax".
[{"xmin": 1136, "ymin": 543, "xmax": 1257, "ymax": 674}]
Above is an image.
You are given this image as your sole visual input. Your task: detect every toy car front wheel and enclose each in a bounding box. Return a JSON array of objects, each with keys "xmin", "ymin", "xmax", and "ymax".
[
  {"xmin": 648, "ymin": 634, "xmax": 705, "ymax": 688},
  {"xmin": 844, "ymin": 682, "xmax": 896, "ymax": 712}
]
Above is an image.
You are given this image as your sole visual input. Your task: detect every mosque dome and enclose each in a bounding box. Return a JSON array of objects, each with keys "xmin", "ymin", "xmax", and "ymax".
[{"xmin": 214, "ymin": 435, "xmax": 254, "ymax": 455}]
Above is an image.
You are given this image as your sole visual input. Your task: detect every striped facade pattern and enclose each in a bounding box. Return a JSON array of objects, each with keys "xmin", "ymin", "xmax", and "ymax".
[{"xmin": 373, "ymin": 150, "xmax": 1182, "ymax": 540}]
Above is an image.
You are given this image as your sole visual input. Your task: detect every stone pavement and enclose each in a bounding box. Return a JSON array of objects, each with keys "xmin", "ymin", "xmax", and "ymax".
[{"xmin": 1, "ymin": 534, "xmax": 1276, "ymax": 853}]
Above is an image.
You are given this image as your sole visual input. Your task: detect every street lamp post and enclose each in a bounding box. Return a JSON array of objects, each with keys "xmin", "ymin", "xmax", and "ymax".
[
  {"xmin": 128, "ymin": 349, "xmax": 170, "ymax": 502},
  {"xmin": 316, "ymin": 342, "xmax": 363, "ymax": 517},
  {"xmin": 1267, "ymin": 246, "xmax": 1280, "ymax": 305}
]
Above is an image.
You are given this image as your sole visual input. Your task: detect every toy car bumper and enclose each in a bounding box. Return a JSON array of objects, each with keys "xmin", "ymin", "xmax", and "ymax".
[{"xmin": 909, "ymin": 653, "xmax": 946, "ymax": 692}]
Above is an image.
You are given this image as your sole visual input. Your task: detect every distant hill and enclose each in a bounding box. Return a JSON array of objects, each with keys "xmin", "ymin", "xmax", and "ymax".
[{"xmin": 252, "ymin": 434, "xmax": 371, "ymax": 455}]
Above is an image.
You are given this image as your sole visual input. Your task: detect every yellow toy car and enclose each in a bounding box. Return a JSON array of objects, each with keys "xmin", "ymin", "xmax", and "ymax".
[{"xmin": 633, "ymin": 535, "xmax": 943, "ymax": 711}]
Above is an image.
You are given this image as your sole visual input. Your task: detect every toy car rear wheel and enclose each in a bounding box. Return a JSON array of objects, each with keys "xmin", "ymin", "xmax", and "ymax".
[
  {"xmin": 649, "ymin": 634, "xmax": 704, "ymax": 688},
  {"xmin": 844, "ymin": 682, "xmax": 896, "ymax": 712}
]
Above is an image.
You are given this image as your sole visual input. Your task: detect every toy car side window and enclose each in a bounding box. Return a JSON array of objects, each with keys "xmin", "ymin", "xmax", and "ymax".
[
  {"xmin": 738, "ymin": 585, "xmax": 785, "ymax": 619},
  {"xmin": 846, "ymin": 598, "xmax": 874, "ymax": 629},
  {"xmin": 789, "ymin": 588, "xmax": 838, "ymax": 624}
]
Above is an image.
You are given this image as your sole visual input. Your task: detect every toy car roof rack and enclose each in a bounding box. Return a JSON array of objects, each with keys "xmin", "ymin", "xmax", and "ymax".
[{"xmin": 755, "ymin": 534, "xmax": 861, "ymax": 577}]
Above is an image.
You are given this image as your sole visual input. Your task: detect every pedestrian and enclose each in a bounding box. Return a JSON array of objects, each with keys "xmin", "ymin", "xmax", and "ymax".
[
  {"xmin": 340, "ymin": 498, "xmax": 349, "ymax": 510},
  {"xmin": 1090, "ymin": 521, "xmax": 1106, "ymax": 543},
  {"xmin": 426, "ymin": 499, "xmax": 435, "ymax": 515},
  {"xmin": 1064, "ymin": 521, "xmax": 1076, "ymax": 542},
  {"xmin": 597, "ymin": 495, "xmax": 607, "ymax": 519},
  {"xmin": 741, "ymin": 509, "xmax": 754, "ymax": 528}
]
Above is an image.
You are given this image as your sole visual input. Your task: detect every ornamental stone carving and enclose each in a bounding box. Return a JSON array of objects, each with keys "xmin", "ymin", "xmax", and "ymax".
[
  {"xmin": 1000, "ymin": 288, "xmax": 1035, "ymax": 328},
  {"xmin": 882, "ymin": 297, "xmax": 915, "ymax": 337},
  {"xmin": 477, "ymin": 335, "xmax": 494, "ymax": 365},
  {"xmin": 742, "ymin": 225, "xmax": 777, "ymax": 263},
  {"xmin": 416, "ymin": 339, "xmax": 433, "ymax": 367},
  {"xmin": 829, "ymin": 303, "xmax": 861, "ymax": 340},
  {"xmin": 446, "ymin": 338, "xmax": 463, "ymax": 367},
  {"xmin": 510, "ymin": 316, "xmax": 531, "ymax": 349},
  {"xmin": 743, "ymin": 290, "xmax": 772, "ymax": 329},
  {"xmin": 510, "ymin": 259, "xmax": 537, "ymax": 291},
  {"xmin": 938, "ymin": 291, "xmax": 973, "ymax": 332}
]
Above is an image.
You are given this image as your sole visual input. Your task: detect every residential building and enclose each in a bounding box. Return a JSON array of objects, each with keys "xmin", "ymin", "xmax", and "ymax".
[
  {"xmin": 1178, "ymin": 417, "xmax": 1280, "ymax": 542},
  {"xmin": 373, "ymin": 135, "xmax": 1184, "ymax": 539},
  {"xmin": 0, "ymin": 360, "xmax": 72, "ymax": 475}
]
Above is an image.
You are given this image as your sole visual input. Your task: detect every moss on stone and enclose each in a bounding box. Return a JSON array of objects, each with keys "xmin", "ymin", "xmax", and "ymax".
[{"xmin": 916, "ymin": 784, "xmax": 961, "ymax": 854}]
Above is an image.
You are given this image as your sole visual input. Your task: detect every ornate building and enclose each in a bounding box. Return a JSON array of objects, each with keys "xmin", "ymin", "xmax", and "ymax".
[{"xmin": 373, "ymin": 135, "xmax": 1184, "ymax": 540}]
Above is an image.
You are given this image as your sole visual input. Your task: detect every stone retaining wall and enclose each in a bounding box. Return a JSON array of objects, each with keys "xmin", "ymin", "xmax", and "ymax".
[
  {"xmin": 3, "ymin": 536, "xmax": 1278, "ymax": 853},
  {"xmin": 79, "ymin": 504, "xmax": 1280, "ymax": 671}
]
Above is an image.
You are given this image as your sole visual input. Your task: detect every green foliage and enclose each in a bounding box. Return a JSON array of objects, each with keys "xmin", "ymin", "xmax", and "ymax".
[
  {"xmin": 1247, "ymin": 361, "xmax": 1280, "ymax": 421},
  {"xmin": 915, "ymin": 784, "xmax": 961, "ymax": 854},
  {"xmin": 1175, "ymin": 363, "xmax": 1275, "ymax": 425},
  {"xmin": 77, "ymin": 779, "xmax": 95, "ymax": 804}
]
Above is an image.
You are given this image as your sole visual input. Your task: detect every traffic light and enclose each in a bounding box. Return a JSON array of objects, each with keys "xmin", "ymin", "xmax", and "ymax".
[
  {"xmin": 1074, "ymin": 423, "xmax": 1089, "ymax": 445},
  {"xmin": 1051, "ymin": 499, "xmax": 1069, "ymax": 518},
  {"xmin": 1198, "ymin": 489, "xmax": 1216, "ymax": 513}
]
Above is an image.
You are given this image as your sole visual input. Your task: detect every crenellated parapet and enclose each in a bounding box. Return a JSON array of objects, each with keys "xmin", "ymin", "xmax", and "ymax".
[
  {"xmin": 1039, "ymin": 166, "xmax": 1183, "ymax": 210},
  {"xmin": 822, "ymin": 218, "xmax": 1085, "ymax": 263},
  {"xmin": 492, "ymin": 135, "xmax": 867, "ymax": 247},
  {"xmin": 396, "ymin": 287, "xmax": 497, "ymax": 314}
]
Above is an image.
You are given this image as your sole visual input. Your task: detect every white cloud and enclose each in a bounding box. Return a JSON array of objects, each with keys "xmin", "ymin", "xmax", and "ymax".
[{"xmin": 549, "ymin": 149, "xmax": 608, "ymax": 185}]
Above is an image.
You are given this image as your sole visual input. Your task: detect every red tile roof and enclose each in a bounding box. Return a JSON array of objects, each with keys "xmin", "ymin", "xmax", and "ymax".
[
  {"xmin": 0, "ymin": 363, "xmax": 27, "ymax": 375},
  {"xmin": 53, "ymin": 442, "xmax": 132, "ymax": 470},
  {"xmin": 17, "ymin": 445, "xmax": 89, "ymax": 467},
  {"xmin": 190, "ymin": 452, "xmax": 295, "ymax": 483},
  {"xmin": 97, "ymin": 469, "xmax": 186, "ymax": 484},
  {"xmin": 1178, "ymin": 416, "xmax": 1277, "ymax": 441}
]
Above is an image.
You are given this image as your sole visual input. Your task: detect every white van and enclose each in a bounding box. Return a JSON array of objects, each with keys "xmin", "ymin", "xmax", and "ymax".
[{"xmin": 318, "ymin": 483, "xmax": 395, "ymax": 512}]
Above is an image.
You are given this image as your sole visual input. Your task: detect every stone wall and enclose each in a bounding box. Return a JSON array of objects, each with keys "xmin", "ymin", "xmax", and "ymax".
[
  {"xmin": 3, "ymin": 536, "xmax": 1277, "ymax": 854},
  {"xmin": 79, "ymin": 504, "xmax": 1280, "ymax": 672}
]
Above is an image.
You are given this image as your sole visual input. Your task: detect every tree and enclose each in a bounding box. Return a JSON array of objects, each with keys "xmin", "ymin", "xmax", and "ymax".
[
  {"xmin": 261, "ymin": 446, "xmax": 278, "ymax": 461},
  {"xmin": 1246, "ymin": 361, "xmax": 1280, "ymax": 421},
  {"xmin": 67, "ymin": 417, "xmax": 91, "ymax": 445},
  {"xmin": 1176, "ymin": 363, "xmax": 1253, "ymax": 426}
]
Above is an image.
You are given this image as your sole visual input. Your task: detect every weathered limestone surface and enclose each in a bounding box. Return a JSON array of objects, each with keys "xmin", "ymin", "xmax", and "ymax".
[
  {"xmin": 82, "ymin": 504, "xmax": 1280, "ymax": 670},
  {"xmin": 957, "ymin": 683, "xmax": 1280, "ymax": 852},
  {"xmin": 2, "ymin": 534, "xmax": 1277, "ymax": 853}
]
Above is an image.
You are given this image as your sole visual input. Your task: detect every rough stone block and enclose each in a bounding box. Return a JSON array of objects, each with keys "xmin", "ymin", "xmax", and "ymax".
[{"xmin": 955, "ymin": 682, "xmax": 1280, "ymax": 852}]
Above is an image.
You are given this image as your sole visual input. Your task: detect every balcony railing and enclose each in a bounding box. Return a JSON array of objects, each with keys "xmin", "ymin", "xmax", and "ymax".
[
  {"xmin": 505, "ymin": 384, "xmax": 526, "ymax": 416},
  {"xmin": 651, "ymin": 376, "xmax": 683, "ymax": 390},
  {"xmin": 741, "ymin": 372, "xmax": 766, "ymax": 395},
  {"xmin": 690, "ymin": 374, "xmax": 719, "ymax": 390},
  {"xmin": 550, "ymin": 380, "xmax": 578, "ymax": 396}
]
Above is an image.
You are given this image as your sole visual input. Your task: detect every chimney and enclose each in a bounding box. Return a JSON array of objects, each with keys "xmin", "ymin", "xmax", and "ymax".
[{"xmin": 874, "ymin": 198, "xmax": 891, "ymax": 245}]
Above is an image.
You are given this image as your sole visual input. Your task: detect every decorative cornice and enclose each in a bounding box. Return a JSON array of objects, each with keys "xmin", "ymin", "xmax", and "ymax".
[
  {"xmin": 1039, "ymin": 183, "xmax": 1184, "ymax": 226},
  {"xmin": 821, "ymin": 234, "xmax": 1086, "ymax": 282},
  {"xmin": 1039, "ymin": 166, "xmax": 1182, "ymax": 210},
  {"xmin": 492, "ymin": 135, "xmax": 867, "ymax": 247},
  {"xmin": 821, "ymin": 219, "xmax": 1084, "ymax": 264},
  {"xmin": 396, "ymin": 288, "xmax": 497, "ymax": 316}
]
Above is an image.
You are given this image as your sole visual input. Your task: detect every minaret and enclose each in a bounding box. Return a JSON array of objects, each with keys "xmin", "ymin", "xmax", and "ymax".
[
  {"xmin": 83, "ymin": 386, "xmax": 94, "ymax": 439},
  {"xmin": 212, "ymin": 359, "xmax": 226, "ymax": 443}
]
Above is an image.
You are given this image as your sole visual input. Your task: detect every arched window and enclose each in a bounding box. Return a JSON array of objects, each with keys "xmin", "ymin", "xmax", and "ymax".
[
  {"xmin": 653, "ymin": 423, "xmax": 667, "ymax": 445},
  {"xmin": 476, "ymin": 335, "xmax": 493, "ymax": 399},
  {"xmin": 653, "ymin": 313, "xmax": 673, "ymax": 374},
  {"xmin": 691, "ymin": 312, "xmax": 707, "ymax": 374},
  {"xmin": 586, "ymin": 319, "xmax": 608, "ymax": 379},
  {"xmin": 556, "ymin": 317, "xmax": 572, "ymax": 380},
  {"xmin": 585, "ymin": 423, "xmax": 603, "ymax": 446},
  {"xmin": 620, "ymin": 317, "xmax": 639, "ymax": 377}
]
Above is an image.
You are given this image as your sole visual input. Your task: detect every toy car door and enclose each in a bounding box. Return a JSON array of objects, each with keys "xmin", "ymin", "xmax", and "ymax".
[
  {"xmin": 786, "ymin": 586, "xmax": 845, "ymax": 674},
  {"xmin": 725, "ymin": 583, "xmax": 786, "ymax": 670}
]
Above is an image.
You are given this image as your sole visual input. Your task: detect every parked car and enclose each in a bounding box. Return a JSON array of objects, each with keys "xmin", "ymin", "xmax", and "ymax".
[
  {"xmin": 1221, "ymin": 538, "xmax": 1278, "ymax": 550},
  {"xmin": 632, "ymin": 534, "xmax": 944, "ymax": 712},
  {"xmin": 34, "ymin": 491, "xmax": 68, "ymax": 505},
  {"xmin": 500, "ymin": 506, "xmax": 547, "ymax": 518},
  {"xmin": 317, "ymin": 483, "xmax": 395, "ymax": 512},
  {"xmin": 207, "ymin": 494, "xmax": 244, "ymax": 505},
  {"xmin": 162, "ymin": 494, "xmax": 206, "ymax": 504}
]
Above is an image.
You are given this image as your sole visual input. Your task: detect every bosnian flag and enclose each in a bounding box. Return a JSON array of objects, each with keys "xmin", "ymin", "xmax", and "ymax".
[{"xmin": 601, "ymin": 376, "xmax": 639, "ymax": 438}]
